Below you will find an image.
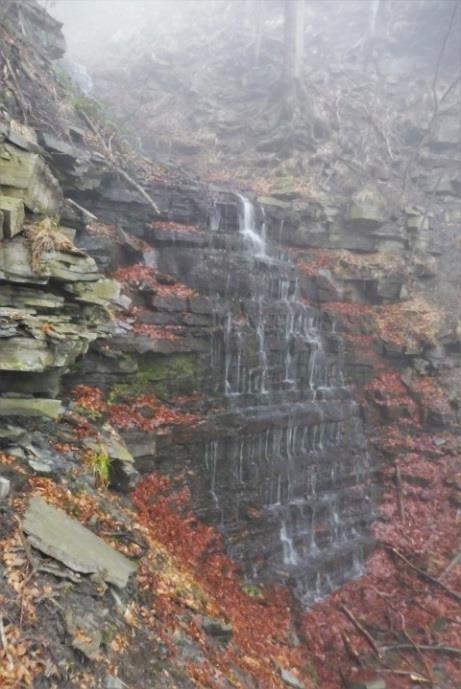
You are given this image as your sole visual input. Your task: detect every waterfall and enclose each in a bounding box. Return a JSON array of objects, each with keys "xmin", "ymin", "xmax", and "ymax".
[
  {"xmin": 202, "ymin": 195, "xmax": 373, "ymax": 604},
  {"xmin": 238, "ymin": 193, "xmax": 266, "ymax": 257},
  {"xmin": 280, "ymin": 520, "xmax": 299, "ymax": 566}
]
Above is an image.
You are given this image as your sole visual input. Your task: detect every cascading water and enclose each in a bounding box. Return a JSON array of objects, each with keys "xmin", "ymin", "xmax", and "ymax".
[
  {"xmin": 238, "ymin": 193, "xmax": 266, "ymax": 257},
  {"xmin": 200, "ymin": 194, "xmax": 374, "ymax": 604}
]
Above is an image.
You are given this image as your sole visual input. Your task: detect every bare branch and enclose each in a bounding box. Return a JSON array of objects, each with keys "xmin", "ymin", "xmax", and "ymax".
[
  {"xmin": 395, "ymin": 464, "xmax": 405, "ymax": 522},
  {"xmin": 77, "ymin": 106, "xmax": 161, "ymax": 215},
  {"xmin": 388, "ymin": 546, "xmax": 461, "ymax": 603},
  {"xmin": 0, "ymin": 44, "xmax": 28, "ymax": 124},
  {"xmin": 438, "ymin": 549, "xmax": 461, "ymax": 580},
  {"xmin": 400, "ymin": 612, "xmax": 433, "ymax": 684},
  {"xmin": 431, "ymin": 3, "xmax": 459, "ymax": 114},
  {"xmin": 402, "ymin": 5, "xmax": 460, "ymax": 192},
  {"xmin": 384, "ymin": 644, "xmax": 461, "ymax": 657},
  {"xmin": 339, "ymin": 604, "xmax": 382, "ymax": 659}
]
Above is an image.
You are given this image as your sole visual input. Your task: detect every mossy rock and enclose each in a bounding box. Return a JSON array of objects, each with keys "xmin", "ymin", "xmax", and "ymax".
[
  {"xmin": 0, "ymin": 143, "xmax": 62, "ymax": 215},
  {"xmin": 0, "ymin": 397, "xmax": 61, "ymax": 418},
  {"xmin": 0, "ymin": 338, "xmax": 55, "ymax": 372},
  {"xmin": 0, "ymin": 195, "xmax": 25, "ymax": 238},
  {"xmin": 109, "ymin": 353, "xmax": 201, "ymax": 401},
  {"xmin": 64, "ymin": 278, "xmax": 120, "ymax": 305},
  {"xmin": 347, "ymin": 186, "xmax": 388, "ymax": 229}
]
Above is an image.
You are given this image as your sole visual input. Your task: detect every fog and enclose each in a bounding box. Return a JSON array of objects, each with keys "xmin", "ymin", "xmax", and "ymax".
[
  {"xmin": 44, "ymin": 0, "xmax": 460, "ymax": 81},
  {"xmin": 45, "ymin": 0, "xmax": 239, "ymax": 67},
  {"xmin": 38, "ymin": 0, "xmax": 459, "ymax": 179}
]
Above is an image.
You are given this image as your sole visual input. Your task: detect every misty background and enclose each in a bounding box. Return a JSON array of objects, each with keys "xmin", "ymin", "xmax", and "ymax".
[{"xmin": 40, "ymin": 0, "xmax": 460, "ymax": 179}]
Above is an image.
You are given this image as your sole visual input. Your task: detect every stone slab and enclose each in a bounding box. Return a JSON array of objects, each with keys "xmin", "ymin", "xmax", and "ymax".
[
  {"xmin": 0, "ymin": 338, "xmax": 55, "ymax": 372},
  {"xmin": 0, "ymin": 239, "xmax": 48, "ymax": 284},
  {"xmin": 152, "ymin": 294, "xmax": 187, "ymax": 311},
  {"xmin": 43, "ymin": 251, "xmax": 100, "ymax": 282},
  {"xmin": 0, "ymin": 477, "xmax": 10, "ymax": 499},
  {"xmin": 0, "ymin": 285, "xmax": 64, "ymax": 310},
  {"xmin": 0, "ymin": 143, "xmax": 62, "ymax": 215},
  {"xmin": 0, "ymin": 195, "xmax": 25, "ymax": 238},
  {"xmin": 347, "ymin": 186, "xmax": 387, "ymax": 229},
  {"xmin": 64, "ymin": 278, "xmax": 121, "ymax": 304},
  {"xmin": 258, "ymin": 196, "xmax": 292, "ymax": 210},
  {"xmin": 38, "ymin": 131, "xmax": 76, "ymax": 158},
  {"xmin": 345, "ymin": 676, "xmax": 386, "ymax": 689},
  {"xmin": 281, "ymin": 668, "xmax": 305, "ymax": 689},
  {"xmin": 8, "ymin": 119, "xmax": 41, "ymax": 153},
  {"xmin": 0, "ymin": 397, "xmax": 61, "ymax": 418},
  {"xmin": 201, "ymin": 616, "xmax": 233, "ymax": 642},
  {"xmin": 0, "ymin": 370, "xmax": 62, "ymax": 397},
  {"xmin": 0, "ymin": 425, "xmax": 27, "ymax": 442},
  {"xmin": 23, "ymin": 496, "xmax": 137, "ymax": 587}
]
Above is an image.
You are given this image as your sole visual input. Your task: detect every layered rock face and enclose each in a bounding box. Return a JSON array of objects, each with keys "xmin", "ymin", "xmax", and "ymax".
[
  {"xmin": 0, "ymin": 63, "xmax": 375, "ymax": 600},
  {"xmin": 2, "ymin": 0, "xmax": 460, "ymax": 610},
  {"xmin": 66, "ymin": 181, "xmax": 375, "ymax": 603},
  {"xmin": 146, "ymin": 196, "xmax": 374, "ymax": 602},
  {"xmin": 0, "ymin": 120, "xmax": 118, "ymax": 414}
]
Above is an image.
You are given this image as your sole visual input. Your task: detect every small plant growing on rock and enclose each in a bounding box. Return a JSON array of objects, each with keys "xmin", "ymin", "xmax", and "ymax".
[
  {"xmin": 26, "ymin": 218, "xmax": 84, "ymax": 272},
  {"xmin": 83, "ymin": 446, "xmax": 111, "ymax": 487},
  {"xmin": 241, "ymin": 583, "xmax": 264, "ymax": 600}
]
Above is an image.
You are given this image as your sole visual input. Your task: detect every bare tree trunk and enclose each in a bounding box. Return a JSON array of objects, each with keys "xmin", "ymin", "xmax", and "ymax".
[
  {"xmin": 242, "ymin": 0, "xmax": 251, "ymax": 28},
  {"xmin": 253, "ymin": 0, "xmax": 265, "ymax": 66},
  {"xmin": 363, "ymin": 0, "xmax": 380, "ymax": 73},
  {"xmin": 369, "ymin": 0, "xmax": 380, "ymax": 37},
  {"xmin": 283, "ymin": 0, "xmax": 304, "ymax": 84},
  {"xmin": 282, "ymin": 0, "xmax": 304, "ymax": 119}
]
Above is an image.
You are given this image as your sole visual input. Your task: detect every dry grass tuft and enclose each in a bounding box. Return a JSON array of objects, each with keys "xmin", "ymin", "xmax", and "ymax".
[{"xmin": 26, "ymin": 218, "xmax": 84, "ymax": 273}]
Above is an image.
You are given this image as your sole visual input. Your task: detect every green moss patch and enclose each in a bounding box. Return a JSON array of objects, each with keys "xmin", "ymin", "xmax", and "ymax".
[{"xmin": 108, "ymin": 353, "xmax": 202, "ymax": 402}]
